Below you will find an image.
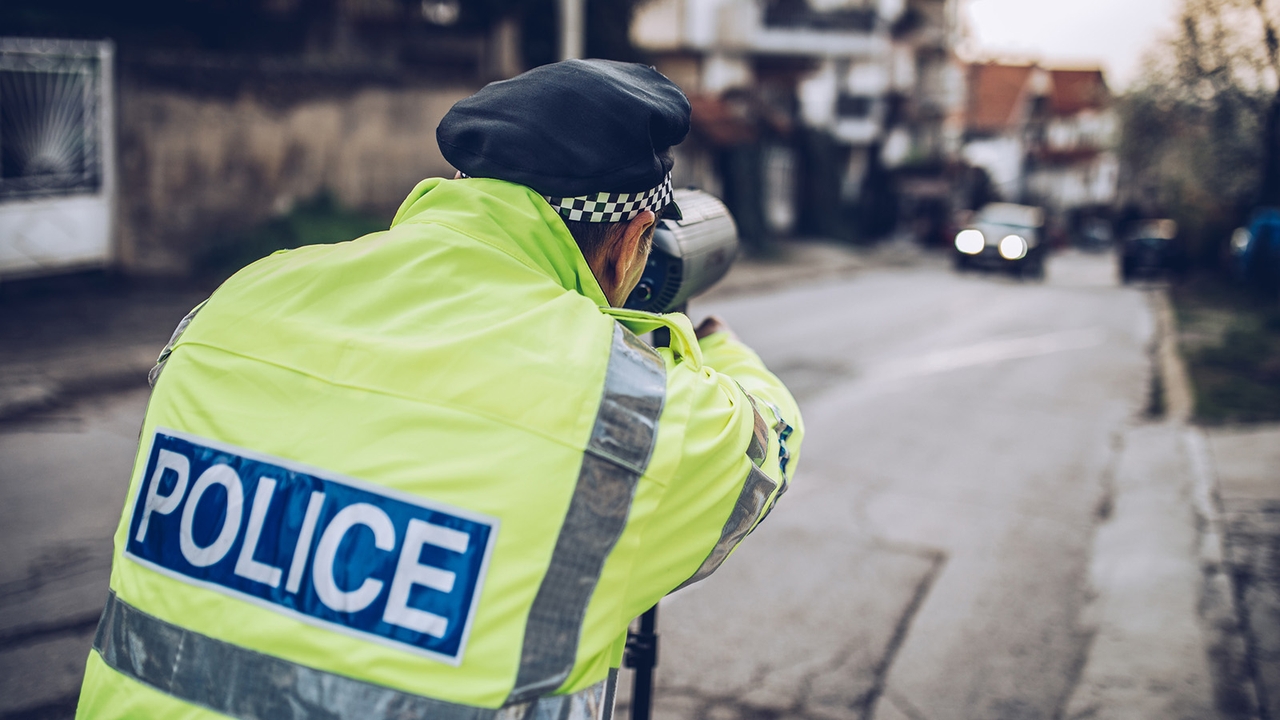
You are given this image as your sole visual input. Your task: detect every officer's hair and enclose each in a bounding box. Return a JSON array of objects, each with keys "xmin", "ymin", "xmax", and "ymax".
[{"xmin": 564, "ymin": 203, "xmax": 667, "ymax": 265}]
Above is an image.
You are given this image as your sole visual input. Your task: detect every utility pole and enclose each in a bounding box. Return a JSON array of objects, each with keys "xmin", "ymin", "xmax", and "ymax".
[{"xmin": 559, "ymin": 0, "xmax": 585, "ymax": 61}]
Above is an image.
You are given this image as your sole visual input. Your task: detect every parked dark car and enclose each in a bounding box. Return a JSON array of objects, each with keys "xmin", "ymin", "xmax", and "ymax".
[
  {"xmin": 1077, "ymin": 217, "xmax": 1113, "ymax": 252},
  {"xmin": 1232, "ymin": 208, "xmax": 1280, "ymax": 295},
  {"xmin": 953, "ymin": 203, "xmax": 1046, "ymax": 278},
  {"xmin": 1119, "ymin": 219, "xmax": 1184, "ymax": 282}
]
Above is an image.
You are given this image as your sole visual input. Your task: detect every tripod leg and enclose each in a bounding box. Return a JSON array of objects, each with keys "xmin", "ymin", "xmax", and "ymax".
[
  {"xmin": 625, "ymin": 605, "xmax": 659, "ymax": 720},
  {"xmin": 625, "ymin": 310, "xmax": 677, "ymax": 719}
]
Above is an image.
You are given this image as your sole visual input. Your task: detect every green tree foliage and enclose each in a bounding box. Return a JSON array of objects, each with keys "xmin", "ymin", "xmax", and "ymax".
[{"xmin": 1119, "ymin": 0, "xmax": 1280, "ymax": 268}]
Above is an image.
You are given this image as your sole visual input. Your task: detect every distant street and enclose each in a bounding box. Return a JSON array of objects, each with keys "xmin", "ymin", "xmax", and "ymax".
[
  {"xmin": 623, "ymin": 249, "xmax": 1218, "ymax": 720},
  {"xmin": 0, "ymin": 250, "xmax": 1226, "ymax": 720}
]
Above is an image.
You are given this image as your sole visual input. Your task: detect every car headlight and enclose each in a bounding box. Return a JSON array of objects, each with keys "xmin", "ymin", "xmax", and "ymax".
[
  {"xmin": 998, "ymin": 234, "xmax": 1028, "ymax": 260},
  {"xmin": 955, "ymin": 229, "xmax": 984, "ymax": 255},
  {"xmin": 1231, "ymin": 227, "xmax": 1252, "ymax": 255}
]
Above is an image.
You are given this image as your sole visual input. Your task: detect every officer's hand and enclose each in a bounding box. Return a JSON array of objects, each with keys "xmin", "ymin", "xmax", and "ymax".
[{"xmin": 695, "ymin": 316, "xmax": 736, "ymax": 340}]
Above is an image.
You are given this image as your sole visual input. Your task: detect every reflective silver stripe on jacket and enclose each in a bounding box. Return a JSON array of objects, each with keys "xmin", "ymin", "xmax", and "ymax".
[
  {"xmin": 762, "ymin": 400, "xmax": 794, "ymax": 487},
  {"xmin": 676, "ymin": 391, "xmax": 785, "ymax": 591},
  {"xmin": 507, "ymin": 323, "xmax": 667, "ymax": 703},
  {"xmin": 675, "ymin": 464, "xmax": 777, "ymax": 591},
  {"xmin": 148, "ymin": 300, "xmax": 207, "ymax": 387},
  {"xmin": 93, "ymin": 591, "xmax": 612, "ymax": 720},
  {"xmin": 744, "ymin": 396, "xmax": 769, "ymax": 468}
]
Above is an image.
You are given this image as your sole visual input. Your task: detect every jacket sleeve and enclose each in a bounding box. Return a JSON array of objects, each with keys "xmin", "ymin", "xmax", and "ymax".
[
  {"xmin": 622, "ymin": 329, "xmax": 803, "ymax": 617},
  {"xmin": 698, "ymin": 331, "xmax": 802, "ymax": 478}
]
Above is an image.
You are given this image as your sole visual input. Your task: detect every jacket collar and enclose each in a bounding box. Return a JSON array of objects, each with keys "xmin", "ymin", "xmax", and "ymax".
[{"xmin": 390, "ymin": 177, "xmax": 611, "ymax": 307}]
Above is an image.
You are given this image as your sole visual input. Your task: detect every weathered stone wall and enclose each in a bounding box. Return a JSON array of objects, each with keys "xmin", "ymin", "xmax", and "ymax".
[{"xmin": 115, "ymin": 81, "xmax": 476, "ymax": 274}]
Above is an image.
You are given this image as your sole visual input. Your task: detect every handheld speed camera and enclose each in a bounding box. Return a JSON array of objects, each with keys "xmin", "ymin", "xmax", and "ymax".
[{"xmin": 623, "ymin": 188, "xmax": 740, "ymax": 313}]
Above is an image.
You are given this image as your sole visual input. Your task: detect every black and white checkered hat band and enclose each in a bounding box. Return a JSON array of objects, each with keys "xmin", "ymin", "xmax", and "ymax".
[{"xmin": 545, "ymin": 174, "xmax": 674, "ymax": 223}]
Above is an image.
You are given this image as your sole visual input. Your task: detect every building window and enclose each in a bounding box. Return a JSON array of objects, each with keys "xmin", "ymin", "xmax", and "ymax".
[
  {"xmin": 764, "ymin": 0, "xmax": 876, "ymax": 30},
  {"xmin": 837, "ymin": 94, "xmax": 875, "ymax": 119},
  {"xmin": 0, "ymin": 45, "xmax": 103, "ymax": 200}
]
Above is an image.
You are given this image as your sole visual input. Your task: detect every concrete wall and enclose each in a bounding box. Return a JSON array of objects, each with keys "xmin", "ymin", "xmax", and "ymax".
[{"xmin": 115, "ymin": 82, "xmax": 475, "ymax": 275}]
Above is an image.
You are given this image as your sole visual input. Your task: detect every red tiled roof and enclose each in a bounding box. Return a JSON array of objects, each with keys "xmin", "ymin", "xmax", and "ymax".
[
  {"xmin": 966, "ymin": 63, "xmax": 1111, "ymax": 133},
  {"xmin": 688, "ymin": 94, "xmax": 757, "ymax": 147},
  {"xmin": 1048, "ymin": 69, "xmax": 1110, "ymax": 115},
  {"xmin": 1035, "ymin": 147, "xmax": 1102, "ymax": 165},
  {"xmin": 966, "ymin": 63, "xmax": 1035, "ymax": 132}
]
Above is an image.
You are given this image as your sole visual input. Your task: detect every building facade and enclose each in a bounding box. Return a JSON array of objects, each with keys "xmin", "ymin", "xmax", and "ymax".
[
  {"xmin": 630, "ymin": 0, "xmax": 964, "ymax": 243},
  {"xmin": 961, "ymin": 62, "xmax": 1117, "ymax": 220}
]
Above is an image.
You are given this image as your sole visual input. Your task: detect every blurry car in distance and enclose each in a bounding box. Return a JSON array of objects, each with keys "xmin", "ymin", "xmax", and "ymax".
[
  {"xmin": 1231, "ymin": 208, "xmax": 1280, "ymax": 294},
  {"xmin": 1078, "ymin": 217, "xmax": 1113, "ymax": 251},
  {"xmin": 953, "ymin": 203, "xmax": 1046, "ymax": 278},
  {"xmin": 1119, "ymin": 219, "xmax": 1183, "ymax": 282}
]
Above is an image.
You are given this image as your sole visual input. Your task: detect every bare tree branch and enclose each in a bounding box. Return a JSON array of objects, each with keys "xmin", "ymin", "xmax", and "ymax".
[{"xmin": 1254, "ymin": 0, "xmax": 1280, "ymax": 75}]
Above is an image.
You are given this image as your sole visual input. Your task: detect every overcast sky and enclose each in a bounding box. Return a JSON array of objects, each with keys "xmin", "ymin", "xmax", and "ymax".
[{"xmin": 960, "ymin": 0, "xmax": 1181, "ymax": 90}]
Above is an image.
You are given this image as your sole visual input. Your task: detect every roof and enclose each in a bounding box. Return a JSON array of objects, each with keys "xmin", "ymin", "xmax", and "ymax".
[
  {"xmin": 1048, "ymin": 69, "xmax": 1109, "ymax": 115},
  {"xmin": 688, "ymin": 94, "xmax": 757, "ymax": 147},
  {"xmin": 966, "ymin": 63, "xmax": 1036, "ymax": 132},
  {"xmin": 966, "ymin": 63, "xmax": 1111, "ymax": 133}
]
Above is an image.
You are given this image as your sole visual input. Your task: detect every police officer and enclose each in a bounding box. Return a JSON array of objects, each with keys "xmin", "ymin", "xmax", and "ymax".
[{"xmin": 77, "ymin": 59, "xmax": 802, "ymax": 720}]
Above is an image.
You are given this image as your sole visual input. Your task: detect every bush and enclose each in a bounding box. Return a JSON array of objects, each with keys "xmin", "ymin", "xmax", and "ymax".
[
  {"xmin": 1179, "ymin": 280, "xmax": 1280, "ymax": 423},
  {"xmin": 198, "ymin": 192, "xmax": 386, "ymax": 282}
]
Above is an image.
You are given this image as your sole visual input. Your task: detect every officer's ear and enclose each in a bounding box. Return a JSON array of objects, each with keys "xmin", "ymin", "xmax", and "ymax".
[{"xmin": 603, "ymin": 210, "xmax": 656, "ymax": 305}]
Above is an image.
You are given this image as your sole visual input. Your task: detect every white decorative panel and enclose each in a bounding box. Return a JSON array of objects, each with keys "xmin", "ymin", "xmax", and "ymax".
[{"xmin": 0, "ymin": 37, "xmax": 114, "ymax": 279}]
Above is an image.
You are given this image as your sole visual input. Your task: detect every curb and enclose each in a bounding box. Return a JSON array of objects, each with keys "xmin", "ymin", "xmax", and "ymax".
[
  {"xmin": 1184, "ymin": 428, "xmax": 1261, "ymax": 719},
  {"xmin": 1148, "ymin": 290, "xmax": 1193, "ymax": 423},
  {"xmin": 1062, "ymin": 289, "xmax": 1261, "ymax": 719},
  {"xmin": 1152, "ymin": 289, "xmax": 1263, "ymax": 719}
]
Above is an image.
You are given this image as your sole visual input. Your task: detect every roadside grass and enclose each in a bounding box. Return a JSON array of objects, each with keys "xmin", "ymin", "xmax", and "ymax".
[
  {"xmin": 1172, "ymin": 276, "xmax": 1280, "ymax": 424},
  {"xmin": 199, "ymin": 192, "xmax": 387, "ymax": 282}
]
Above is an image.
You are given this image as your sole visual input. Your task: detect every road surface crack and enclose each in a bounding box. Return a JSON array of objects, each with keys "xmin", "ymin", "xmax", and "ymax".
[{"xmin": 857, "ymin": 543, "xmax": 947, "ymax": 720}]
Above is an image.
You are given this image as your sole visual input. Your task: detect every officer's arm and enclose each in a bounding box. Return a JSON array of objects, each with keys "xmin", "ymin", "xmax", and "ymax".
[
  {"xmin": 698, "ymin": 330, "xmax": 802, "ymax": 458},
  {"xmin": 621, "ymin": 330, "xmax": 803, "ymax": 620}
]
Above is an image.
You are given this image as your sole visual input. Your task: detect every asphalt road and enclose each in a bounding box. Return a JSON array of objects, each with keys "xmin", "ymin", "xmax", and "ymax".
[
  {"xmin": 614, "ymin": 250, "xmax": 1166, "ymax": 720},
  {"xmin": 0, "ymin": 250, "xmax": 1213, "ymax": 719},
  {"xmin": 0, "ymin": 389, "xmax": 147, "ymax": 719}
]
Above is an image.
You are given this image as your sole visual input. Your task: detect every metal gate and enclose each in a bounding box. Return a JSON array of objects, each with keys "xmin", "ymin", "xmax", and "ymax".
[{"xmin": 0, "ymin": 37, "xmax": 114, "ymax": 279}]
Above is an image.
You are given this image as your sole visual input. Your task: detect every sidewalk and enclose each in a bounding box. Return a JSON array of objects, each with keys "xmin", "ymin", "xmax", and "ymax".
[
  {"xmin": 1061, "ymin": 290, "xmax": 1278, "ymax": 720},
  {"xmin": 0, "ymin": 274, "xmax": 209, "ymax": 421},
  {"xmin": 1208, "ymin": 425, "xmax": 1280, "ymax": 720},
  {"xmin": 703, "ymin": 235, "xmax": 929, "ymax": 302}
]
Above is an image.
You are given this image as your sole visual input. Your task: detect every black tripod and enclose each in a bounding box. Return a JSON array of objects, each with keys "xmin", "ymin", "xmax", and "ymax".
[
  {"xmin": 623, "ymin": 316, "xmax": 681, "ymax": 720},
  {"xmin": 624, "ymin": 605, "xmax": 659, "ymax": 720}
]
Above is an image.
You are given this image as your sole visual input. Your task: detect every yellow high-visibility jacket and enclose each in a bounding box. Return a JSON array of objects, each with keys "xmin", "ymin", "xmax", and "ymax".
[{"xmin": 77, "ymin": 177, "xmax": 802, "ymax": 719}]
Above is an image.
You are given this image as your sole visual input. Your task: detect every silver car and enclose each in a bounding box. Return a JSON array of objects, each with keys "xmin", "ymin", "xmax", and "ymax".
[{"xmin": 953, "ymin": 203, "xmax": 1046, "ymax": 278}]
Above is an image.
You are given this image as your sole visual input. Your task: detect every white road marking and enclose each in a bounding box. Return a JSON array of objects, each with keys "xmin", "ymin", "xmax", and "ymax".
[{"xmin": 867, "ymin": 327, "xmax": 1107, "ymax": 384}]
